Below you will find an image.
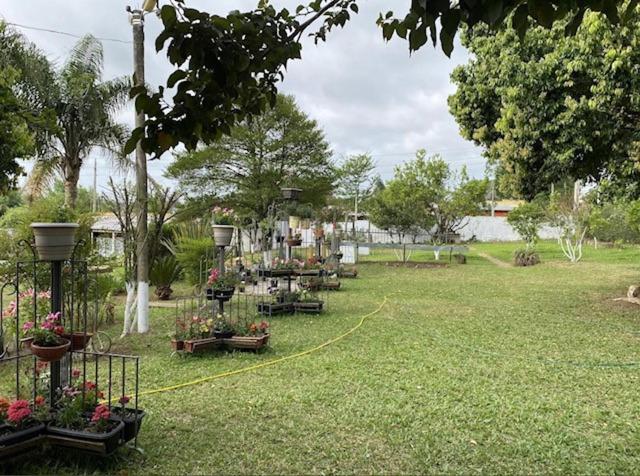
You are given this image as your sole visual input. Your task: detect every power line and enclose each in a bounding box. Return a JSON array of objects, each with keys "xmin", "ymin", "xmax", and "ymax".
[{"xmin": 5, "ymin": 21, "xmax": 132, "ymax": 44}]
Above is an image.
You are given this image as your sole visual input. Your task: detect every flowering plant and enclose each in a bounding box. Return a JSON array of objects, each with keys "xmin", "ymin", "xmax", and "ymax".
[
  {"xmin": 298, "ymin": 289, "xmax": 320, "ymax": 302},
  {"xmin": 236, "ymin": 320, "xmax": 269, "ymax": 337},
  {"xmin": 3, "ymin": 289, "xmax": 51, "ymax": 323},
  {"xmin": 24, "ymin": 312, "xmax": 66, "ymax": 347},
  {"xmin": 7, "ymin": 400, "xmax": 32, "ymax": 427},
  {"xmin": 212, "ymin": 206, "xmax": 238, "ymax": 226},
  {"xmin": 213, "ymin": 315, "xmax": 236, "ymax": 335},
  {"xmin": 207, "ymin": 268, "xmax": 239, "ymax": 290},
  {"xmin": 90, "ymin": 404, "xmax": 111, "ymax": 432},
  {"xmin": 271, "ymin": 257, "xmax": 303, "ymax": 270},
  {"xmin": 0, "ymin": 397, "xmax": 10, "ymax": 423},
  {"xmin": 301, "ymin": 257, "xmax": 323, "ymax": 270},
  {"xmin": 188, "ymin": 316, "xmax": 214, "ymax": 339}
]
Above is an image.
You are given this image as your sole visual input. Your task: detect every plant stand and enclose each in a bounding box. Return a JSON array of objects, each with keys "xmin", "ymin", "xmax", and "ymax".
[
  {"xmin": 293, "ymin": 301, "xmax": 324, "ymax": 314},
  {"xmin": 223, "ymin": 333, "xmax": 270, "ymax": 350},
  {"xmin": 257, "ymin": 302, "xmax": 294, "ymax": 316}
]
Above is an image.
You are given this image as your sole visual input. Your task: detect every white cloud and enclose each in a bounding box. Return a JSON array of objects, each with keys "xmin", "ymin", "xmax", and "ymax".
[{"xmin": 0, "ymin": 0, "xmax": 484, "ymax": 190}]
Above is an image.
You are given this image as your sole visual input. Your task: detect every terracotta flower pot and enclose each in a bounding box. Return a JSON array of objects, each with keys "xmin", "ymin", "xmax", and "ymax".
[
  {"xmin": 30, "ymin": 223, "xmax": 79, "ymax": 261},
  {"xmin": 62, "ymin": 332, "xmax": 93, "ymax": 351},
  {"xmin": 30, "ymin": 339, "xmax": 70, "ymax": 362},
  {"xmin": 212, "ymin": 224, "xmax": 234, "ymax": 247}
]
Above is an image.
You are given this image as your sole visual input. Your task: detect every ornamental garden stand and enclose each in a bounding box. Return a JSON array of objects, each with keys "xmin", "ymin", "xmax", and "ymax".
[{"xmin": 0, "ymin": 226, "xmax": 143, "ymax": 460}]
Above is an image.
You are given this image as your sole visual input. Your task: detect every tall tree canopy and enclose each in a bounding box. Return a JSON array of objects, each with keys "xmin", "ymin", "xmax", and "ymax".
[
  {"xmin": 166, "ymin": 94, "xmax": 334, "ymax": 231},
  {"xmin": 25, "ymin": 35, "xmax": 130, "ymax": 208},
  {"xmin": 127, "ymin": 0, "xmax": 629, "ymax": 158},
  {"xmin": 0, "ymin": 22, "xmax": 54, "ymax": 191},
  {"xmin": 449, "ymin": 7, "xmax": 640, "ymax": 199}
]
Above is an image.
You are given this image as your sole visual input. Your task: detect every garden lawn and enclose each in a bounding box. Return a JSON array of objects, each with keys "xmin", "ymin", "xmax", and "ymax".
[{"xmin": 2, "ymin": 242, "xmax": 640, "ymax": 474}]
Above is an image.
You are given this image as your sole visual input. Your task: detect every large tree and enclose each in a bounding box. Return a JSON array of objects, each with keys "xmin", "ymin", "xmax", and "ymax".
[
  {"xmin": 0, "ymin": 22, "xmax": 54, "ymax": 190},
  {"xmin": 166, "ymin": 94, "xmax": 334, "ymax": 239},
  {"xmin": 335, "ymin": 153, "xmax": 376, "ymax": 234},
  {"xmin": 25, "ymin": 35, "xmax": 130, "ymax": 208},
  {"xmin": 449, "ymin": 8, "xmax": 640, "ymax": 199},
  {"xmin": 126, "ymin": 1, "xmax": 629, "ymax": 159}
]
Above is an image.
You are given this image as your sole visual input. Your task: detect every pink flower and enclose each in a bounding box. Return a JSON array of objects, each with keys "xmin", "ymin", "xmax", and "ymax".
[
  {"xmin": 41, "ymin": 321, "xmax": 54, "ymax": 331},
  {"xmin": 22, "ymin": 321, "xmax": 34, "ymax": 333},
  {"xmin": 91, "ymin": 404, "xmax": 110, "ymax": 423},
  {"xmin": 7, "ymin": 400, "xmax": 31, "ymax": 424}
]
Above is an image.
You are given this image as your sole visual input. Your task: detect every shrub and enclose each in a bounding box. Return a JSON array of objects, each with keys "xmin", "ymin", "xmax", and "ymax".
[
  {"xmin": 514, "ymin": 248, "xmax": 540, "ymax": 267},
  {"xmin": 165, "ymin": 221, "xmax": 212, "ymax": 285},
  {"xmin": 150, "ymin": 256, "xmax": 181, "ymax": 300},
  {"xmin": 507, "ymin": 201, "xmax": 546, "ymax": 249}
]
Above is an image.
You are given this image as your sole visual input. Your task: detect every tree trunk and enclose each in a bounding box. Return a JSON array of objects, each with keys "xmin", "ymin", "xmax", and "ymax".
[{"xmin": 64, "ymin": 163, "xmax": 81, "ymax": 209}]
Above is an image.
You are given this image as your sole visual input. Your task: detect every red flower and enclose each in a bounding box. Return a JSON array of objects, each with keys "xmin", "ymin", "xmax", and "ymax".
[
  {"xmin": 259, "ymin": 321, "xmax": 270, "ymax": 330},
  {"xmin": 54, "ymin": 325, "xmax": 65, "ymax": 336},
  {"xmin": 84, "ymin": 381, "xmax": 96, "ymax": 391},
  {"xmin": 249, "ymin": 323, "xmax": 258, "ymax": 334},
  {"xmin": 119, "ymin": 395, "xmax": 130, "ymax": 405},
  {"xmin": 34, "ymin": 395, "xmax": 46, "ymax": 406},
  {"xmin": 7, "ymin": 400, "xmax": 31, "ymax": 425},
  {"xmin": 97, "ymin": 391, "xmax": 104, "ymax": 400},
  {"xmin": 72, "ymin": 368, "xmax": 81, "ymax": 379},
  {"xmin": 91, "ymin": 404, "xmax": 110, "ymax": 423}
]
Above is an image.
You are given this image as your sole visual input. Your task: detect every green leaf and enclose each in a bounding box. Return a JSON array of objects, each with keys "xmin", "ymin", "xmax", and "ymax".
[
  {"xmin": 160, "ymin": 5, "xmax": 177, "ymax": 28},
  {"xmin": 167, "ymin": 70, "xmax": 187, "ymax": 88}
]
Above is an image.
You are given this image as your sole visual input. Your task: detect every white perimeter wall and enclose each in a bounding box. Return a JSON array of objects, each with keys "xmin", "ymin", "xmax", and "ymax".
[{"xmin": 459, "ymin": 216, "xmax": 560, "ymax": 242}]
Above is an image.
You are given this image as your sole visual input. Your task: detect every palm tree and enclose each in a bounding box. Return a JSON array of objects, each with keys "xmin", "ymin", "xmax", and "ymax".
[{"xmin": 25, "ymin": 35, "xmax": 130, "ymax": 208}]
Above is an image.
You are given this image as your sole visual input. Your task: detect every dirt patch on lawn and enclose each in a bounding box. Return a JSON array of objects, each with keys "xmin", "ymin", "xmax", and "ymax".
[{"xmin": 378, "ymin": 261, "xmax": 449, "ymax": 269}]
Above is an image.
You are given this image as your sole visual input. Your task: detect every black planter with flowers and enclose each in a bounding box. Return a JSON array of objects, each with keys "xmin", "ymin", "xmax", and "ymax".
[
  {"xmin": 0, "ymin": 231, "xmax": 144, "ymax": 461},
  {"xmin": 0, "ymin": 422, "xmax": 45, "ymax": 447},
  {"xmin": 47, "ymin": 418, "xmax": 126, "ymax": 455}
]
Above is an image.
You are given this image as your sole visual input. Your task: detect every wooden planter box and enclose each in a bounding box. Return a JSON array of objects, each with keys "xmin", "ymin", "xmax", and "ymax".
[
  {"xmin": 183, "ymin": 337, "xmax": 222, "ymax": 353},
  {"xmin": 293, "ymin": 301, "xmax": 324, "ymax": 314},
  {"xmin": 259, "ymin": 269, "xmax": 294, "ymax": 278},
  {"xmin": 222, "ymin": 333, "xmax": 270, "ymax": 350},
  {"xmin": 321, "ymin": 282, "xmax": 341, "ymax": 291},
  {"xmin": 295, "ymin": 269, "xmax": 322, "ymax": 276},
  {"xmin": 257, "ymin": 302, "xmax": 294, "ymax": 316}
]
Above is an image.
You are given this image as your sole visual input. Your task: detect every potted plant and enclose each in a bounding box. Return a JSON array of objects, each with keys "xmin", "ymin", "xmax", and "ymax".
[
  {"xmin": 30, "ymin": 207, "xmax": 79, "ymax": 262},
  {"xmin": 212, "ymin": 206, "xmax": 237, "ymax": 247},
  {"xmin": 171, "ymin": 322, "xmax": 188, "ymax": 351},
  {"xmin": 150, "ymin": 256, "xmax": 181, "ymax": 301},
  {"xmin": 286, "ymin": 232, "xmax": 303, "ymax": 247},
  {"xmin": 293, "ymin": 289, "xmax": 324, "ymax": 314},
  {"xmin": 24, "ymin": 312, "xmax": 70, "ymax": 362},
  {"xmin": 0, "ymin": 397, "xmax": 46, "ymax": 447},
  {"xmin": 111, "ymin": 396, "xmax": 145, "ymax": 443},
  {"xmin": 47, "ymin": 394, "xmax": 125, "ymax": 455},
  {"xmin": 184, "ymin": 316, "xmax": 217, "ymax": 352},
  {"xmin": 206, "ymin": 268, "xmax": 238, "ymax": 302},
  {"xmin": 225, "ymin": 320, "xmax": 270, "ymax": 350},
  {"xmin": 297, "ymin": 257, "xmax": 323, "ymax": 276},
  {"xmin": 212, "ymin": 315, "xmax": 235, "ymax": 339}
]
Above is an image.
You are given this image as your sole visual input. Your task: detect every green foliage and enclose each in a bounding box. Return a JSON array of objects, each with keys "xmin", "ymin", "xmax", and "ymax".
[
  {"xmin": 165, "ymin": 221, "xmax": 212, "ymax": 285},
  {"xmin": 588, "ymin": 200, "xmax": 640, "ymax": 243},
  {"xmin": 150, "ymin": 256, "xmax": 181, "ymax": 287},
  {"xmin": 507, "ymin": 201, "xmax": 547, "ymax": 248},
  {"xmin": 24, "ymin": 35, "xmax": 130, "ymax": 208},
  {"xmin": 166, "ymin": 94, "xmax": 334, "ymax": 234},
  {"xmin": 131, "ymin": 1, "xmax": 626, "ymax": 157},
  {"xmin": 370, "ymin": 150, "xmax": 487, "ymax": 241},
  {"xmin": 513, "ymin": 247, "xmax": 541, "ymax": 266},
  {"xmin": 450, "ymin": 8, "xmax": 640, "ymax": 200}
]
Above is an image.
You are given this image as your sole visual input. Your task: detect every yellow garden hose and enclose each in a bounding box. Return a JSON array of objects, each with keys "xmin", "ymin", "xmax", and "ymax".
[{"xmin": 132, "ymin": 294, "xmax": 392, "ymax": 401}]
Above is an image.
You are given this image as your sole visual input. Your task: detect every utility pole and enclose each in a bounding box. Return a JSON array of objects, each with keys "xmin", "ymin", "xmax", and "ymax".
[
  {"xmin": 92, "ymin": 156, "xmax": 97, "ymax": 213},
  {"xmin": 129, "ymin": 2, "xmax": 155, "ymax": 333}
]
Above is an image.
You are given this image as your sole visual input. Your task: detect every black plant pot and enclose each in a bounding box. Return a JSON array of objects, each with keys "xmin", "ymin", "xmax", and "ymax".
[
  {"xmin": 213, "ymin": 287, "xmax": 235, "ymax": 302},
  {"xmin": 47, "ymin": 419, "xmax": 125, "ymax": 455},
  {"xmin": 213, "ymin": 330, "xmax": 234, "ymax": 339},
  {"xmin": 0, "ymin": 422, "xmax": 45, "ymax": 447},
  {"xmin": 112, "ymin": 407, "xmax": 146, "ymax": 442}
]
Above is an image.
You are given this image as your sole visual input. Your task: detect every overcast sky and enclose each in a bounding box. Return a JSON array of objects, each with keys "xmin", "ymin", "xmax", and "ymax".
[{"xmin": 0, "ymin": 0, "xmax": 484, "ymax": 193}]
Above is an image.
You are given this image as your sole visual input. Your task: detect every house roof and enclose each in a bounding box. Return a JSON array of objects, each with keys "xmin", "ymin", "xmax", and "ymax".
[{"xmin": 91, "ymin": 213, "xmax": 122, "ymax": 233}]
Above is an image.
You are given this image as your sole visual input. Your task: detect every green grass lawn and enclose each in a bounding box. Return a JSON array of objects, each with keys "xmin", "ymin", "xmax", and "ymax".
[{"xmin": 2, "ymin": 243, "xmax": 640, "ymax": 474}]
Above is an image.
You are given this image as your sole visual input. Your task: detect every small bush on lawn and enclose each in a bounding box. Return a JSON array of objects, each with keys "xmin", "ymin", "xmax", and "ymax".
[{"xmin": 514, "ymin": 248, "xmax": 540, "ymax": 267}]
